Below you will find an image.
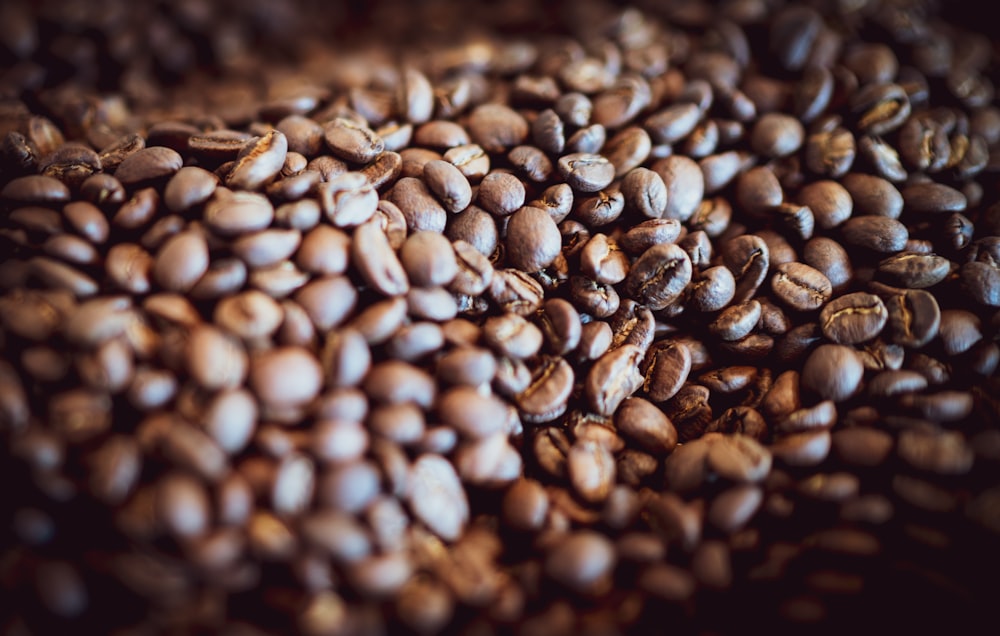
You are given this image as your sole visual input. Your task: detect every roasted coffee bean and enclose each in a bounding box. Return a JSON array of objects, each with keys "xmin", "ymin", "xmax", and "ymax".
[
  {"xmin": 840, "ymin": 216, "xmax": 908, "ymax": 253},
  {"xmin": 689, "ymin": 266, "xmax": 736, "ymax": 312},
  {"xmin": 710, "ymin": 300, "xmax": 761, "ymax": 341},
  {"xmin": 722, "ymin": 234, "xmax": 769, "ymax": 303},
  {"xmin": 618, "ymin": 219, "xmax": 681, "ymax": 256},
  {"xmin": 900, "ymin": 182, "xmax": 967, "ymax": 215},
  {"xmin": 204, "ymin": 190, "xmax": 274, "ymax": 236},
  {"xmin": 516, "ymin": 357, "xmax": 574, "ymax": 424},
  {"xmin": 227, "ymin": 130, "xmax": 287, "ymax": 190},
  {"xmin": 802, "ymin": 344, "xmax": 864, "ymax": 402},
  {"xmin": 586, "ymin": 344, "xmax": 644, "ymax": 416},
  {"xmin": 751, "ymin": 113, "xmax": 804, "ymax": 158},
  {"xmin": 624, "ymin": 243, "xmax": 692, "ymax": 311},
  {"xmin": 840, "ymin": 172, "xmax": 903, "ymax": 219},
  {"xmin": 114, "ymin": 147, "xmax": 183, "ymax": 187},
  {"xmin": 558, "ymin": 153, "xmax": 615, "ymax": 193},
  {"xmin": 876, "ymin": 253, "xmax": 950, "ymax": 289},
  {"xmin": 652, "ymin": 155, "xmax": 704, "ymax": 222},
  {"xmin": 323, "ymin": 118, "xmax": 384, "ymax": 164},
  {"xmin": 620, "ymin": 168, "xmax": 666, "ymax": 219},
  {"xmin": 352, "ymin": 221, "xmax": 409, "ymax": 297},
  {"xmin": 805, "ymin": 125, "xmax": 856, "ymax": 178},
  {"xmin": 771, "ymin": 262, "xmax": 832, "ymax": 311},
  {"xmin": 467, "ymin": 104, "xmax": 528, "ymax": 153},
  {"xmin": 820, "ymin": 292, "xmax": 888, "ymax": 344},
  {"xmin": 423, "ymin": 159, "xmax": 471, "ymax": 213},
  {"xmin": 615, "ymin": 397, "xmax": 678, "ymax": 455},
  {"xmin": 544, "ymin": 531, "xmax": 616, "ymax": 596},
  {"xmin": 505, "ymin": 206, "xmax": 561, "ymax": 272},
  {"xmin": 604, "ymin": 126, "xmax": 651, "ymax": 177}
]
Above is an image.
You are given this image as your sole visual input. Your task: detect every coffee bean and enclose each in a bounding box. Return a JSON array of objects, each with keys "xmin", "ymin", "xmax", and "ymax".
[
  {"xmin": 802, "ymin": 344, "xmax": 864, "ymax": 402},
  {"xmin": 805, "ymin": 125, "xmax": 856, "ymax": 178},
  {"xmin": 467, "ymin": 104, "xmax": 528, "ymax": 153},
  {"xmin": 505, "ymin": 206, "xmax": 561, "ymax": 272},
  {"xmin": 615, "ymin": 397, "xmax": 678, "ymax": 455},
  {"xmin": 624, "ymin": 243, "xmax": 692, "ymax": 311},
  {"xmin": 820, "ymin": 292, "xmax": 888, "ymax": 344},
  {"xmin": 249, "ymin": 346, "xmax": 323, "ymax": 409},
  {"xmin": 586, "ymin": 344, "xmax": 645, "ymax": 416},
  {"xmin": 771, "ymin": 262, "xmax": 832, "ymax": 311},
  {"xmin": 114, "ymin": 146, "xmax": 183, "ymax": 187},
  {"xmin": 751, "ymin": 113, "xmax": 805, "ymax": 158},
  {"xmin": 557, "ymin": 153, "xmax": 614, "ymax": 193},
  {"xmin": 646, "ymin": 103, "xmax": 702, "ymax": 145},
  {"xmin": 723, "ymin": 234, "xmax": 770, "ymax": 303},
  {"xmin": 227, "ymin": 130, "xmax": 287, "ymax": 190},
  {"xmin": 710, "ymin": 300, "xmax": 762, "ymax": 341},
  {"xmin": 204, "ymin": 190, "xmax": 274, "ymax": 236},
  {"xmin": 408, "ymin": 454, "xmax": 469, "ymax": 542},
  {"xmin": 323, "ymin": 118, "xmax": 385, "ymax": 164},
  {"xmin": 620, "ymin": 167, "xmax": 667, "ymax": 219},
  {"xmin": 883, "ymin": 288, "xmax": 941, "ymax": 348},
  {"xmin": 899, "ymin": 180, "xmax": 968, "ymax": 219},
  {"xmin": 544, "ymin": 531, "xmax": 616, "ymax": 595},
  {"xmin": 352, "ymin": 221, "xmax": 409, "ymax": 297}
]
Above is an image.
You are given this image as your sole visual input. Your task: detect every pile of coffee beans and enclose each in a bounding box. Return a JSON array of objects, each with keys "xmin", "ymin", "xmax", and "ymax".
[{"xmin": 2, "ymin": 0, "xmax": 999, "ymax": 633}]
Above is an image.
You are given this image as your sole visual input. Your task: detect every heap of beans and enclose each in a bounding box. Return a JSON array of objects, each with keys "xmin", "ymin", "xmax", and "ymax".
[{"xmin": 1, "ymin": 0, "xmax": 998, "ymax": 633}]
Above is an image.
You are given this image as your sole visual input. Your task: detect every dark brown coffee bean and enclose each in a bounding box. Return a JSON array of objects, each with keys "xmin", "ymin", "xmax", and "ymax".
[
  {"xmin": 558, "ymin": 153, "xmax": 615, "ymax": 193},
  {"xmin": 868, "ymin": 370, "xmax": 929, "ymax": 397},
  {"xmin": 796, "ymin": 180, "xmax": 852, "ymax": 230},
  {"xmin": 502, "ymin": 478, "xmax": 549, "ymax": 532},
  {"xmin": 646, "ymin": 103, "xmax": 702, "ymax": 145},
  {"xmin": 771, "ymin": 262, "xmax": 832, "ymax": 311},
  {"xmin": 249, "ymin": 346, "xmax": 323, "ymax": 409},
  {"xmin": 2, "ymin": 175, "xmax": 71, "ymax": 206},
  {"xmin": 707, "ymin": 435, "xmax": 772, "ymax": 483},
  {"xmin": 710, "ymin": 300, "xmax": 762, "ymax": 341},
  {"xmin": 880, "ymin": 288, "xmax": 939, "ymax": 348},
  {"xmin": 482, "ymin": 313, "xmax": 543, "ymax": 360},
  {"xmin": 604, "ymin": 126, "xmax": 652, "ymax": 177},
  {"xmin": 619, "ymin": 219, "xmax": 682, "ymax": 256},
  {"xmin": 802, "ymin": 344, "xmax": 864, "ymax": 402},
  {"xmin": 422, "ymin": 159, "xmax": 471, "ymax": 213},
  {"xmin": 851, "ymin": 83, "xmax": 911, "ymax": 136},
  {"xmin": 837, "ymin": 174, "xmax": 900, "ymax": 222},
  {"xmin": 398, "ymin": 231, "xmax": 457, "ymax": 289},
  {"xmin": 688, "ymin": 266, "xmax": 736, "ymax": 312},
  {"xmin": 537, "ymin": 298, "xmax": 581, "ymax": 356},
  {"xmin": 587, "ymin": 344, "xmax": 645, "ymax": 416},
  {"xmin": 624, "ymin": 243, "xmax": 692, "ymax": 311},
  {"xmin": 616, "ymin": 397, "xmax": 678, "ymax": 455},
  {"xmin": 652, "ymin": 155, "xmax": 704, "ymax": 222},
  {"xmin": 323, "ymin": 118, "xmax": 384, "ymax": 164},
  {"xmin": 352, "ymin": 221, "xmax": 409, "ymax": 297},
  {"xmin": 467, "ymin": 104, "xmax": 528, "ymax": 153},
  {"xmin": 751, "ymin": 113, "xmax": 805, "ymax": 158},
  {"xmin": 204, "ymin": 190, "xmax": 274, "ymax": 236},
  {"xmin": 505, "ymin": 206, "xmax": 561, "ymax": 272},
  {"xmin": 387, "ymin": 176, "xmax": 447, "ymax": 233},
  {"xmin": 820, "ymin": 292, "xmax": 888, "ymax": 344},
  {"xmin": 805, "ymin": 125, "xmax": 856, "ymax": 178},
  {"xmin": 722, "ymin": 234, "xmax": 769, "ymax": 303},
  {"xmin": 579, "ymin": 233, "xmax": 629, "ymax": 285},
  {"xmin": 114, "ymin": 146, "xmax": 183, "ymax": 187},
  {"xmin": 620, "ymin": 167, "xmax": 667, "ymax": 219},
  {"xmin": 637, "ymin": 341, "xmax": 690, "ymax": 404},
  {"xmin": 544, "ymin": 531, "xmax": 615, "ymax": 596},
  {"xmin": 227, "ymin": 130, "xmax": 287, "ymax": 190},
  {"xmin": 798, "ymin": 238, "xmax": 850, "ymax": 293},
  {"xmin": 900, "ymin": 182, "xmax": 967, "ymax": 215},
  {"xmin": 568, "ymin": 437, "xmax": 616, "ymax": 504},
  {"xmin": 408, "ymin": 454, "xmax": 468, "ymax": 541},
  {"xmin": 840, "ymin": 216, "xmax": 908, "ymax": 253},
  {"xmin": 897, "ymin": 429, "xmax": 973, "ymax": 475},
  {"xmin": 770, "ymin": 5, "xmax": 822, "ymax": 71},
  {"xmin": 877, "ymin": 252, "xmax": 950, "ymax": 288}
]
